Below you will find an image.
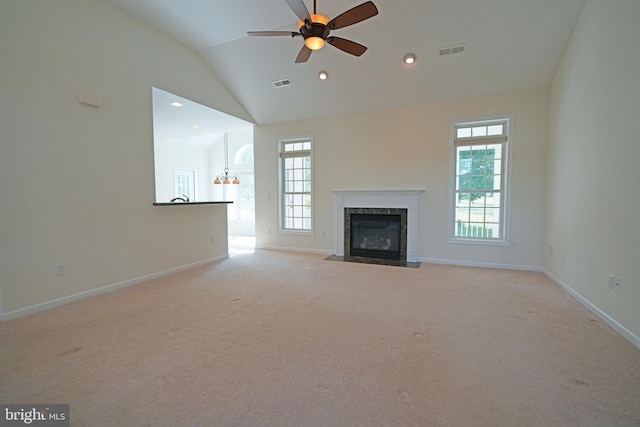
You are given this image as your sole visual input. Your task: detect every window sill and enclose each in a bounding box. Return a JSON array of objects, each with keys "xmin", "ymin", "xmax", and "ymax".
[
  {"xmin": 449, "ymin": 238, "xmax": 508, "ymax": 246},
  {"xmin": 153, "ymin": 201, "xmax": 233, "ymax": 206},
  {"xmin": 279, "ymin": 229, "xmax": 313, "ymax": 235}
]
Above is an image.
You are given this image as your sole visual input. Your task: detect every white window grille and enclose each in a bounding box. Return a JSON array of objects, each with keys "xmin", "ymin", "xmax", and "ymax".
[
  {"xmin": 452, "ymin": 119, "xmax": 509, "ymax": 242},
  {"xmin": 279, "ymin": 138, "xmax": 312, "ymax": 232}
]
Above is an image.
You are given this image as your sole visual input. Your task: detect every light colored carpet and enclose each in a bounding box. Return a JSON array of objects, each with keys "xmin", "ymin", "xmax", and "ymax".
[{"xmin": 1, "ymin": 250, "xmax": 639, "ymax": 426}]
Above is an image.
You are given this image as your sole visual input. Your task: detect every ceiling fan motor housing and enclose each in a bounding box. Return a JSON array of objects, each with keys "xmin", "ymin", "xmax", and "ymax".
[
  {"xmin": 301, "ymin": 22, "xmax": 330, "ymax": 39},
  {"xmin": 298, "ymin": 14, "xmax": 331, "ymax": 49}
]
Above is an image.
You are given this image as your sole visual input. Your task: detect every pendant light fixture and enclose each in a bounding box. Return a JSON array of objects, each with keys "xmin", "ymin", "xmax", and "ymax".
[{"xmin": 213, "ymin": 132, "xmax": 239, "ymax": 185}]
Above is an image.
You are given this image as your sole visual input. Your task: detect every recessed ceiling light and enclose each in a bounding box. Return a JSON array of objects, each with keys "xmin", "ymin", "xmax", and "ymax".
[
  {"xmin": 193, "ymin": 125, "xmax": 201, "ymax": 129},
  {"xmin": 403, "ymin": 53, "xmax": 416, "ymax": 65},
  {"xmin": 318, "ymin": 71, "xmax": 329, "ymax": 80},
  {"xmin": 170, "ymin": 101, "xmax": 183, "ymax": 107}
]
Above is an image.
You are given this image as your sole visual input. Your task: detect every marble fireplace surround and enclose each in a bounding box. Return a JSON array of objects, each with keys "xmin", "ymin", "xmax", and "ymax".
[{"xmin": 333, "ymin": 190, "xmax": 424, "ymax": 263}]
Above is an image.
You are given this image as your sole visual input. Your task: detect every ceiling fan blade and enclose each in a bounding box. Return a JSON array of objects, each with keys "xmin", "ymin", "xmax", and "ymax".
[
  {"xmin": 295, "ymin": 45, "xmax": 312, "ymax": 63},
  {"xmin": 326, "ymin": 37, "xmax": 368, "ymax": 56},
  {"xmin": 285, "ymin": 0, "xmax": 311, "ymax": 23},
  {"xmin": 327, "ymin": 1, "xmax": 378, "ymax": 30},
  {"xmin": 247, "ymin": 31, "xmax": 300, "ymax": 37}
]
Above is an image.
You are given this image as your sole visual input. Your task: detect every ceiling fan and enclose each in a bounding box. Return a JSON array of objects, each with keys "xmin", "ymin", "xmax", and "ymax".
[{"xmin": 247, "ymin": 0, "xmax": 379, "ymax": 63}]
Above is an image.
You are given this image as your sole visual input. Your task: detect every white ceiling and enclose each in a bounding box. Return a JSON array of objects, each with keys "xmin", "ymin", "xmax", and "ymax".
[
  {"xmin": 152, "ymin": 87, "xmax": 253, "ymax": 149},
  {"xmin": 110, "ymin": 0, "xmax": 585, "ymax": 125}
]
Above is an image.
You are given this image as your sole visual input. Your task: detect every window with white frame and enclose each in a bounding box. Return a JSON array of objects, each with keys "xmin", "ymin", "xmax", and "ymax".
[
  {"xmin": 174, "ymin": 168, "xmax": 196, "ymax": 202},
  {"xmin": 279, "ymin": 138, "xmax": 312, "ymax": 232},
  {"xmin": 228, "ymin": 144, "xmax": 255, "ymax": 222},
  {"xmin": 452, "ymin": 119, "xmax": 509, "ymax": 242}
]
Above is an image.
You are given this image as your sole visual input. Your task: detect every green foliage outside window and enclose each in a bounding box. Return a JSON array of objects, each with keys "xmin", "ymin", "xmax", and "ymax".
[{"xmin": 458, "ymin": 148, "xmax": 495, "ymax": 202}]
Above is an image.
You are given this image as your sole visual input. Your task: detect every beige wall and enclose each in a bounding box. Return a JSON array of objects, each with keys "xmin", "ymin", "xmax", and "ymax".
[
  {"xmin": 254, "ymin": 88, "xmax": 549, "ymax": 270},
  {"xmin": 0, "ymin": 0, "xmax": 252, "ymax": 318},
  {"xmin": 545, "ymin": 0, "xmax": 640, "ymax": 343}
]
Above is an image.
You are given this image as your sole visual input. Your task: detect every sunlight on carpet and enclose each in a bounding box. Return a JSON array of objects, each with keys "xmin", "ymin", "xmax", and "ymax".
[{"xmin": 228, "ymin": 235, "xmax": 255, "ymax": 256}]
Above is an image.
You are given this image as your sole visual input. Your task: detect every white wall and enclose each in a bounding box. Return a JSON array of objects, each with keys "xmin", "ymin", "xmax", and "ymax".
[
  {"xmin": 254, "ymin": 88, "xmax": 549, "ymax": 270},
  {"xmin": 0, "ymin": 0, "xmax": 253, "ymax": 318},
  {"xmin": 545, "ymin": 0, "xmax": 640, "ymax": 343},
  {"xmin": 154, "ymin": 137, "xmax": 212, "ymax": 203}
]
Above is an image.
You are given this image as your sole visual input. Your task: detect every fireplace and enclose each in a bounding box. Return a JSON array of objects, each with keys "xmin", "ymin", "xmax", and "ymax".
[
  {"xmin": 350, "ymin": 213, "xmax": 402, "ymax": 259},
  {"xmin": 344, "ymin": 208, "xmax": 408, "ymax": 266},
  {"xmin": 333, "ymin": 190, "xmax": 424, "ymax": 264}
]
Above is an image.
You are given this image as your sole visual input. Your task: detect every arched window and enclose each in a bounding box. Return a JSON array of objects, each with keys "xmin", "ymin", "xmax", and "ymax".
[{"xmin": 234, "ymin": 144, "xmax": 254, "ymax": 165}]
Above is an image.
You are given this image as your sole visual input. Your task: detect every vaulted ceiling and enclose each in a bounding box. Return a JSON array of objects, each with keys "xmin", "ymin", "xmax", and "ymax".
[{"xmin": 109, "ymin": 0, "xmax": 585, "ymax": 125}]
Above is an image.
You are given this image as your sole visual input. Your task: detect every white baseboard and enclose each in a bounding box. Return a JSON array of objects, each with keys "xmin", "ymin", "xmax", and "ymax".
[
  {"xmin": 420, "ymin": 257, "xmax": 542, "ymax": 272},
  {"xmin": 257, "ymin": 245, "xmax": 334, "ymax": 256},
  {"xmin": 257, "ymin": 248, "xmax": 542, "ymax": 271},
  {"xmin": 543, "ymin": 269, "xmax": 640, "ymax": 350},
  {"xmin": 0, "ymin": 255, "xmax": 227, "ymax": 322}
]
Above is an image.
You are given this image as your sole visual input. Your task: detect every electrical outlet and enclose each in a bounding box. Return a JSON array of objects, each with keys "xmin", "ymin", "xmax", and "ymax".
[
  {"xmin": 56, "ymin": 263, "xmax": 66, "ymax": 276},
  {"xmin": 613, "ymin": 277, "xmax": 621, "ymax": 292}
]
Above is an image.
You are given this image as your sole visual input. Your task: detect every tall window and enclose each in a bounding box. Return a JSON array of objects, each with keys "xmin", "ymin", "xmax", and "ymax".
[
  {"xmin": 453, "ymin": 119, "xmax": 509, "ymax": 242},
  {"xmin": 174, "ymin": 168, "xmax": 196, "ymax": 201},
  {"xmin": 279, "ymin": 138, "xmax": 312, "ymax": 232}
]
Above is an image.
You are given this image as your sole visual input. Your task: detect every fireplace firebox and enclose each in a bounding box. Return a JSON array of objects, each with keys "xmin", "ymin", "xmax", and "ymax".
[
  {"xmin": 350, "ymin": 214, "xmax": 401, "ymax": 260},
  {"xmin": 344, "ymin": 208, "xmax": 408, "ymax": 266}
]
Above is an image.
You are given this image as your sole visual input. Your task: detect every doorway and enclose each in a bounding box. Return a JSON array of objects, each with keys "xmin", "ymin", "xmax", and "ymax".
[{"xmin": 210, "ymin": 130, "xmax": 256, "ymax": 256}]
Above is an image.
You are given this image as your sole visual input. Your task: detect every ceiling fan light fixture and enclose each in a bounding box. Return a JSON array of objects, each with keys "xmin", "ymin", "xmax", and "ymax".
[
  {"xmin": 249, "ymin": 1, "xmax": 378, "ymax": 63},
  {"xmin": 298, "ymin": 14, "xmax": 329, "ymax": 31},
  {"xmin": 312, "ymin": 13, "xmax": 329, "ymax": 26},
  {"xmin": 305, "ymin": 36, "xmax": 325, "ymax": 51},
  {"xmin": 404, "ymin": 53, "xmax": 416, "ymax": 65}
]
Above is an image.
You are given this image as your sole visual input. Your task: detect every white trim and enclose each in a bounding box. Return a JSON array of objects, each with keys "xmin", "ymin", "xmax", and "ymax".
[
  {"xmin": 278, "ymin": 136, "xmax": 314, "ymax": 233},
  {"xmin": 0, "ymin": 277, "xmax": 3, "ymax": 319},
  {"xmin": 278, "ymin": 229, "xmax": 315, "ymax": 236},
  {"xmin": 0, "ymin": 255, "xmax": 227, "ymax": 322},
  {"xmin": 449, "ymin": 115, "xmax": 513, "ymax": 245},
  {"xmin": 256, "ymin": 245, "xmax": 333, "ymax": 256},
  {"xmin": 420, "ymin": 257, "xmax": 541, "ymax": 272},
  {"xmin": 454, "ymin": 136, "xmax": 507, "ymax": 146},
  {"xmin": 454, "ymin": 118, "xmax": 509, "ymax": 142},
  {"xmin": 543, "ymin": 269, "xmax": 640, "ymax": 350},
  {"xmin": 448, "ymin": 238, "xmax": 509, "ymax": 247}
]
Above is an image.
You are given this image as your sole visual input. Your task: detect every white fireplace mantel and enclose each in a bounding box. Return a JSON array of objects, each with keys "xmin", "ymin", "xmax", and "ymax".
[{"xmin": 332, "ymin": 190, "xmax": 425, "ymax": 262}]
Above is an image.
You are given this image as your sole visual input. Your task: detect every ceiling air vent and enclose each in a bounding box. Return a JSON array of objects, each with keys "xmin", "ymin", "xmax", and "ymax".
[
  {"xmin": 272, "ymin": 78, "xmax": 292, "ymax": 88},
  {"xmin": 439, "ymin": 43, "xmax": 465, "ymax": 56}
]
